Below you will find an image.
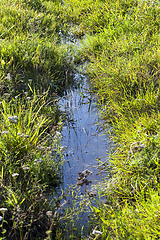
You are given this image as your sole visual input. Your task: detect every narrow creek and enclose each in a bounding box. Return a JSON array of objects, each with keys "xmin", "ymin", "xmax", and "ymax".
[
  {"xmin": 58, "ymin": 32, "xmax": 111, "ymax": 193},
  {"xmin": 59, "ymin": 72, "xmax": 111, "ymax": 193},
  {"xmin": 54, "ymin": 32, "xmax": 112, "ymax": 236},
  {"xmin": 55, "ymin": 65, "xmax": 112, "ymax": 237}
]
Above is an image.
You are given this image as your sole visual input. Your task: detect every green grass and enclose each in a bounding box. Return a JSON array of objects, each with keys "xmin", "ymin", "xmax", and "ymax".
[
  {"xmin": 0, "ymin": 0, "xmax": 71, "ymax": 238},
  {"xmin": 1, "ymin": 0, "xmax": 160, "ymax": 238},
  {"xmin": 57, "ymin": 0, "xmax": 160, "ymax": 239},
  {"xmin": 0, "ymin": 90, "xmax": 64, "ymax": 239},
  {"xmin": 91, "ymin": 185, "xmax": 160, "ymax": 239},
  {"xmin": 0, "ymin": 0, "xmax": 74, "ymax": 95}
]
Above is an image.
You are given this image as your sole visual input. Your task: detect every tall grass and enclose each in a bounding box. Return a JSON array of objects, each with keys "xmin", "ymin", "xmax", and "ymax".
[
  {"xmin": 1, "ymin": 0, "xmax": 160, "ymax": 238},
  {"xmin": 0, "ymin": 89, "xmax": 88, "ymax": 239},
  {"xmin": 0, "ymin": 90, "xmax": 64, "ymax": 239},
  {"xmin": 0, "ymin": 0, "xmax": 73, "ymax": 238},
  {"xmin": 58, "ymin": 0, "xmax": 160, "ymax": 239},
  {"xmin": 0, "ymin": 0, "xmax": 74, "ymax": 96}
]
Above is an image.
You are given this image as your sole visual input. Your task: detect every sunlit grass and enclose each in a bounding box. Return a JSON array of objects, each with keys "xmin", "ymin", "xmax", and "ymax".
[
  {"xmin": 0, "ymin": 90, "xmax": 64, "ymax": 239},
  {"xmin": 58, "ymin": 0, "xmax": 160, "ymax": 239},
  {"xmin": 0, "ymin": 0, "xmax": 160, "ymax": 238},
  {"xmin": 0, "ymin": 0, "xmax": 72, "ymax": 95},
  {"xmin": 91, "ymin": 185, "xmax": 160, "ymax": 239}
]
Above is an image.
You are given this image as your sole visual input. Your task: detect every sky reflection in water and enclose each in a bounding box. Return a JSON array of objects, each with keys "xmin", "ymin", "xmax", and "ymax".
[{"xmin": 59, "ymin": 75, "xmax": 111, "ymax": 193}]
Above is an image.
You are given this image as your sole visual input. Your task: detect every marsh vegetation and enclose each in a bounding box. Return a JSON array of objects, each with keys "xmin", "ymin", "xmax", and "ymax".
[{"xmin": 0, "ymin": 0, "xmax": 160, "ymax": 239}]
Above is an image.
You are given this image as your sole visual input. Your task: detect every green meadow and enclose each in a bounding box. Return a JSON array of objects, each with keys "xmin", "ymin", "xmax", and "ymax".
[
  {"xmin": 59, "ymin": 0, "xmax": 160, "ymax": 239},
  {"xmin": 0, "ymin": 0, "xmax": 160, "ymax": 239},
  {"xmin": 0, "ymin": 0, "xmax": 68, "ymax": 239}
]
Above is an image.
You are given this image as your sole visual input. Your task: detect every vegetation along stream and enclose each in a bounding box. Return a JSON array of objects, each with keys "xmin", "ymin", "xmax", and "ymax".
[{"xmin": 0, "ymin": 0, "xmax": 160, "ymax": 239}]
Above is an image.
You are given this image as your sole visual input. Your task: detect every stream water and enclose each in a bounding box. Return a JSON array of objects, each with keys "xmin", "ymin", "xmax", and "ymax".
[
  {"xmin": 59, "ymin": 72, "xmax": 111, "ymax": 193},
  {"xmin": 55, "ymin": 67, "xmax": 112, "ymax": 237},
  {"xmin": 54, "ymin": 33, "xmax": 112, "ymax": 237}
]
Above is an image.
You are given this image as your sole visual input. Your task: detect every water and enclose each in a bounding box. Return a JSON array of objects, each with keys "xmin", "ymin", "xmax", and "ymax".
[
  {"xmin": 55, "ymin": 33, "xmax": 111, "ymax": 237},
  {"xmin": 59, "ymin": 71, "xmax": 111, "ymax": 197}
]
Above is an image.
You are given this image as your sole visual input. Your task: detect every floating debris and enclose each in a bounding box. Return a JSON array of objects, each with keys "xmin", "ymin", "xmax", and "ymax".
[
  {"xmin": 76, "ymin": 181, "xmax": 84, "ymax": 186},
  {"xmin": 85, "ymin": 190, "xmax": 96, "ymax": 197},
  {"xmin": 12, "ymin": 173, "xmax": 19, "ymax": 177},
  {"xmin": 92, "ymin": 229, "xmax": 103, "ymax": 235},
  {"xmin": 76, "ymin": 169, "xmax": 92, "ymax": 187},
  {"xmin": 77, "ymin": 177, "xmax": 82, "ymax": 181},
  {"xmin": 78, "ymin": 169, "xmax": 92, "ymax": 178},
  {"xmin": 81, "ymin": 178, "xmax": 92, "ymax": 185},
  {"xmin": 82, "ymin": 169, "xmax": 92, "ymax": 176}
]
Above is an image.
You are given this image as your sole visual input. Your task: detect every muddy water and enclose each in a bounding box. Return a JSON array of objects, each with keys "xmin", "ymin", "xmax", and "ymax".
[{"xmin": 59, "ymin": 71, "xmax": 111, "ymax": 196}]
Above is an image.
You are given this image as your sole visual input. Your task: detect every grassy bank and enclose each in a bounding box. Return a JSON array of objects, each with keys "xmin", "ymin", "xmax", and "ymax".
[
  {"xmin": 0, "ymin": 91, "xmax": 65, "ymax": 239},
  {"xmin": 0, "ymin": 0, "xmax": 72, "ymax": 239},
  {"xmin": 58, "ymin": 0, "xmax": 160, "ymax": 239},
  {"xmin": 0, "ymin": 0, "xmax": 74, "ymax": 96}
]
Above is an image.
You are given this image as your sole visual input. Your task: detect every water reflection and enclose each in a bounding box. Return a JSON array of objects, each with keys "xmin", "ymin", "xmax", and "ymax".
[{"xmin": 59, "ymin": 74, "xmax": 111, "ymax": 194}]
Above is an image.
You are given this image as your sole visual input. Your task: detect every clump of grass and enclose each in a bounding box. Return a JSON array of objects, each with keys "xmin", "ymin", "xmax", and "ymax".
[
  {"xmin": 0, "ymin": 0, "xmax": 74, "ymax": 96},
  {"xmin": 90, "ymin": 169, "xmax": 159, "ymax": 240},
  {"xmin": 91, "ymin": 184, "xmax": 160, "ymax": 239},
  {"xmin": 57, "ymin": 0, "xmax": 113, "ymax": 37},
  {"xmin": 0, "ymin": 90, "xmax": 64, "ymax": 239}
]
